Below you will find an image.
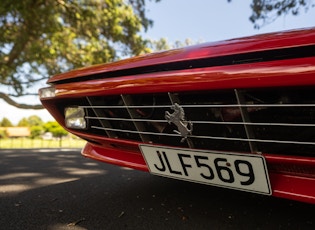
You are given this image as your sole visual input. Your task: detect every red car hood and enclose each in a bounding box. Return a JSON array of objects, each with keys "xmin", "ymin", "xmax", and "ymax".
[{"xmin": 48, "ymin": 27, "xmax": 315, "ymax": 84}]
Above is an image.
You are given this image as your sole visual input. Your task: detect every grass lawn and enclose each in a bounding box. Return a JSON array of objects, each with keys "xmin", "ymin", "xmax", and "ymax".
[{"xmin": 0, "ymin": 138, "xmax": 86, "ymax": 149}]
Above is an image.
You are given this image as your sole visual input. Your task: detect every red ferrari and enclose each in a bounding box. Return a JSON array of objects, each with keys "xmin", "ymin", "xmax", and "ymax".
[{"xmin": 40, "ymin": 28, "xmax": 315, "ymax": 204}]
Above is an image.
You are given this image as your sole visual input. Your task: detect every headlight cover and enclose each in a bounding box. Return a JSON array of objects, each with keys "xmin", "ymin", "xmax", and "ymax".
[{"xmin": 65, "ymin": 107, "xmax": 86, "ymax": 129}]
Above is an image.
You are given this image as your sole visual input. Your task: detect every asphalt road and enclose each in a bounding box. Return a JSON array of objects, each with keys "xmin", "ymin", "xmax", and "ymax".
[{"xmin": 0, "ymin": 149, "xmax": 314, "ymax": 230}]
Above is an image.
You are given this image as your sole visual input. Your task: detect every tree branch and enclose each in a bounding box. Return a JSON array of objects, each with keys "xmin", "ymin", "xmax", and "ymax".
[{"xmin": 0, "ymin": 92, "xmax": 43, "ymax": 109}]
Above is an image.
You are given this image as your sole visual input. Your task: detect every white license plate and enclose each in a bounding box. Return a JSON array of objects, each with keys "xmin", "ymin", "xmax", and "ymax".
[{"xmin": 140, "ymin": 145, "xmax": 272, "ymax": 195}]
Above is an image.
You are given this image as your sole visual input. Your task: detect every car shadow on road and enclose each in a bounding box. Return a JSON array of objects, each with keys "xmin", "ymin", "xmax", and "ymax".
[{"xmin": 0, "ymin": 149, "xmax": 314, "ymax": 230}]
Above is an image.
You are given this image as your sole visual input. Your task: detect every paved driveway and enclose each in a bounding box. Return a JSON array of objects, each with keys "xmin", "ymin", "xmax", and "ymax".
[{"xmin": 0, "ymin": 149, "xmax": 314, "ymax": 229}]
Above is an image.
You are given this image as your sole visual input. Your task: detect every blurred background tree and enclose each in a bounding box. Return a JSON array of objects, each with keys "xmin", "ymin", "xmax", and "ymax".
[
  {"xmin": 43, "ymin": 121, "xmax": 68, "ymax": 138},
  {"xmin": 17, "ymin": 115, "xmax": 44, "ymax": 138},
  {"xmin": 228, "ymin": 0, "xmax": 314, "ymax": 29},
  {"xmin": 0, "ymin": 0, "xmax": 160, "ymax": 109},
  {"xmin": 0, "ymin": 115, "xmax": 69, "ymax": 140},
  {"xmin": 1, "ymin": 0, "xmax": 312, "ymax": 110},
  {"xmin": 17, "ymin": 115, "xmax": 44, "ymax": 127},
  {"xmin": 0, "ymin": 117, "xmax": 13, "ymax": 127}
]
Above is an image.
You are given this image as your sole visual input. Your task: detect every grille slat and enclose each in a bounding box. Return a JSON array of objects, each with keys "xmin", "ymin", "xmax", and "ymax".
[
  {"xmin": 85, "ymin": 115, "xmax": 315, "ymax": 127},
  {"xmin": 91, "ymin": 126, "xmax": 182, "ymax": 138},
  {"xmin": 75, "ymin": 87, "xmax": 315, "ymax": 156},
  {"xmin": 80, "ymin": 104, "xmax": 315, "ymax": 109},
  {"xmin": 235, "ymin": 89, "xmax": 258, "ymax": 152},
  {"xmin": 90, "ymin": 125, "xmax": 315, "ymax": 146},
  {"xmin": 120, "ymin": 94, "xmax": 151, "ymax": 142},
  {"xmin": 86, "ymin": 97, "xmax": 118, "ymax": 138}
]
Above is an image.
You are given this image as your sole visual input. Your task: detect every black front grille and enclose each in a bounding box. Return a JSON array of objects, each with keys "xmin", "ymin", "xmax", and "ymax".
[{"xmin": 70, "ymin": 87, "xmax": 315, "ymax": 156}]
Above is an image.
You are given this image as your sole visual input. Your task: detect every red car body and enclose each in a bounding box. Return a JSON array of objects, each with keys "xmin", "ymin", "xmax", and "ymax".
[{"xmin": 40, "ymin": 28, "xmax": 315, "ymax": 204}]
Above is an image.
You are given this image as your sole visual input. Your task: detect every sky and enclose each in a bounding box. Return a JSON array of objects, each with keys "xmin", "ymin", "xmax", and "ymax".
[{"xmin": 1, "ymin": 0, "xmax": 315, "ymax": 125}]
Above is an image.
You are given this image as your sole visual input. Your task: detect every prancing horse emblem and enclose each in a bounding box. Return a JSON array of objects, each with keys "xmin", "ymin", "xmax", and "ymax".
[{"xmin": 165, "ymin": 103, "xmax": 193, "ymax": 143}]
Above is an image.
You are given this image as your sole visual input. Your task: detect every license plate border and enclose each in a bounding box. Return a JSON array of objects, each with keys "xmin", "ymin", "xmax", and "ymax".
[{"xmin": 139, "ymin": 144, "xmax": 272, "ymax": 195}]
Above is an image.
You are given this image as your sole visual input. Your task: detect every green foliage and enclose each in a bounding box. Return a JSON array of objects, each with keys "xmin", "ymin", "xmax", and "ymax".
[
  {"xmin": 0, "ymin": 129, "xmax": 7, "ymax": 138},
  {"xmin": 149, "ymin": 38, "xmax": 172, "ymax": 51},
  {"xmin": 30, "ymin": 126, "xmax": 44, "ymax": 139},
  {"xmin": 17, "ymin": 115, "xmax": 43, "ymax": 127},
  {"xmin": 0, "ymin": 117, "xmax": 13, "ymax": 127},
  {"xmin": 249, "ymin": 0, "xmax": 312, "ymax": 29},
  {"xmin": 0, "ymin": 0, "xmax": 160, "ymax": 108},
  {"xmin": 17, "ymin": 118, "xmax": 28, "ymax": 127},
  {"xmin": 43, "ymin": 121, "xmax": 68, "ymax": 138},
  {"xmin": 227, "ymin": 0, "xmax": 313, "ymax": 29},
  {"xmin": 0, "ymin": 115, "xmax": 68, "ymax": 139},
  {"xmin": 148, "ymin": 38, "xmax": 199, "ymax": 52}
]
